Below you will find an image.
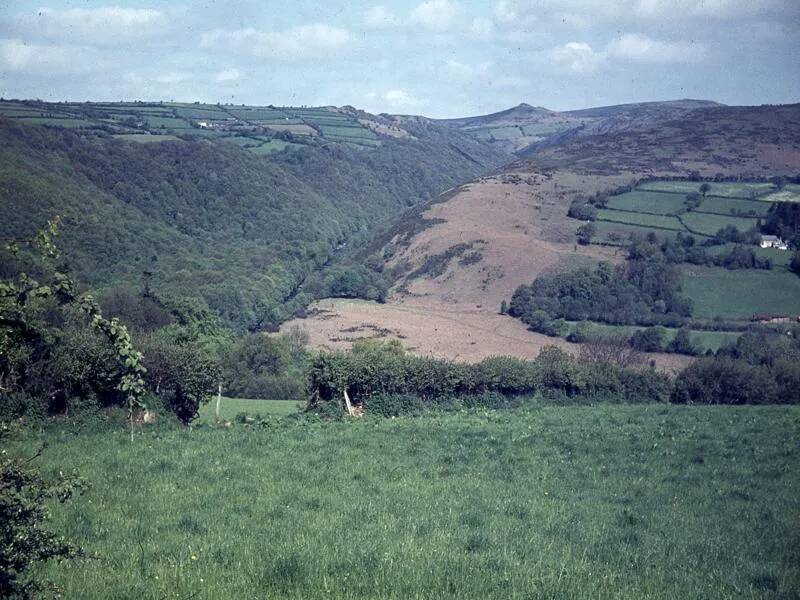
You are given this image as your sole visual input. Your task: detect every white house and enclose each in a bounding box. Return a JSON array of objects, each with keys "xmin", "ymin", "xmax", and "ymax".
[{"xmin": 760, "ymin": 235, "xmax": 789, "ymax": 250}]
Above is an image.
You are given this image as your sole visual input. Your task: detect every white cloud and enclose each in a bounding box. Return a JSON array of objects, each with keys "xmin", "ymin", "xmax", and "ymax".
[
  {"xmin": 470, "ymin": 17, "xmax": 495, "ymax": 36},
  {"xmin": 154, "ymin": 72, "xmax": 191, "ymax": 85},
  {"xmin": 201, "ymin": 24, "xmax": 350, "ymax": 59},
  {"xmin": 7, "ymin": 7, "xmax": 168, "ymax": 45},
  {"xmin": 215, "ymin": 68, "xmax": 242, "ymax": 83},
  {"xmin": 0, "ymin": 38, "xmax": 105, "ymax": 74},
  {"xmin": 410, "ymin": 0, "xmax": 460, "ymax": 30},
  {"xmin": 383, "ymin": 89, "xmax": 424, "ymax": 108},
  {"xmin": 633, "ymin": 0, "xmax": 793, "ymax": 19},
  {"xmin": 549, "ymin": 41, "xmax": 605, "ymax": 73},
  {"xmin": 490, "ymin": 0, "xmax": 797, "ymax": 32},
  {"xmin": 364, "ymin": 6, "xmax": 401, "ymax": 29},
  {"xmin": 445, "ymin": 59, "xmax": 491, "ymax": 80},
  {"xmin": 607, "ymin": 33, "xmax": 706, "ymax": 63}
]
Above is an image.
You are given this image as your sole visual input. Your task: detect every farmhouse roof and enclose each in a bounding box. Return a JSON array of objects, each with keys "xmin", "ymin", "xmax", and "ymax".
[{"xmin": 761, "ymin": 234, "xmax": 781, "ymax": 242}]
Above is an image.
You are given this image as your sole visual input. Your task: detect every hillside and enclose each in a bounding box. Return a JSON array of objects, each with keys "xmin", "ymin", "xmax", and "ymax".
[
  {"xmin": 0, "ymin": 109, "xmax": 508, "ymax": 331},
  {"xmin": 285, "ymin": 102, "xmax": 800, "ymax": 364},
  {"xmin": 434, "ymin": 98, "xmax": 723, "ymax": 155}
]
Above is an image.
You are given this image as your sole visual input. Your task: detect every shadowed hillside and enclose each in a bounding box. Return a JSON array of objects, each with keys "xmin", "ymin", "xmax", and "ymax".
[{"xmin": 0, "ymin": 111, "xmax": 508, "ymax": 331}]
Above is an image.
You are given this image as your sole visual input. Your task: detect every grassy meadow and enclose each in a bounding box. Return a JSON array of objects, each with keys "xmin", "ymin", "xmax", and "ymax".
[
  {"xmin": 196, "ymin": 397, "xmax": 301, "ymax": 423},
  {"xmin": 681, "ymin": 265, "xmax": 800, "ymax": 319},
  {"xmin": 6, "ymin": 405, "xmax": 799, "ymax": 599},
  {"xmin": 594, "ymin": 181, "xmax": 770, "ymax": 240}
]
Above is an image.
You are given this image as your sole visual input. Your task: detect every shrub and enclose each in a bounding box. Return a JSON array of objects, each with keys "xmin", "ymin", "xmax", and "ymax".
[
  {"xmin": 0, "ymin": 450, "xmax": 86, "ymax": 597},
  {"xmin": 630, "ymin": 327, "xmax": 666, "ymax": 352},
  {"xmin": 363, "ymin": 393, "xmax": 425, "ymax": 417},
  {"xmin": 671, "ymin": 358, "xmax": 779, "ymax": 404}
]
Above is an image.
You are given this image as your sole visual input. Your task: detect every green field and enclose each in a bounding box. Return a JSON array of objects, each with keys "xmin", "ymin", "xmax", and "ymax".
[
  {"xmin": 113, "ymin": 134, "xmax": 181, "ymax": 143},
  {"xmin": 680, "ymin": 212, "xmax": 759, "ymax": 236},
  {"xmin": 597, "ymin": 209, "xmax": 683, "ymax": 231},
  {"xmin": 565, "ymin": 321, "xmax": 741, "ymax": 352},
  {"xmin": 638, "ymin": 181, "xmax": 776, "ymax": 198},
  {"xmin": 605, "ymin": 190, "xmax": 687, "ymax": 215},
  {"xmin": 697, "ymin": 196, "xmax": 772, "ymax": 217},
  {"xmin": 0, "ymin": 100, "xmax": 382, "ymax": 150},
  {"xmin": 6, "ymin": 406, "xmax": 797, "ymax": 598},
  {"xmin": 196, "ymin": 397, "xmax": 301, "ymax": 423},
  {"xmin": 682, "ymin": 265, "xmax": 800, "ymax": 319},
  {"xmin": 762, "ymin": 185, "xmax": 800, "ymax": 203}
]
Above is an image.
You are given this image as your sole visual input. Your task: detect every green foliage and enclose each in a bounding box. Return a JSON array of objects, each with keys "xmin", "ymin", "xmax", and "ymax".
[
  {"xmin": 762, "ymin": 202, "xmax": 800, "ymax": 247},
  {"xmin": 1, "ymin": 219, "xmax": 146, "ymax": 424},
  {"xmin": 220, "ymin": 331, "xmax": 308, "ymax": 400},
  {"xmin": 629, "ymin": 327, "xmax": 666, "ymax": 352},
  {"xmin": 138, "ymin": 332, "xmax": 220, "ymax": 424},
  {"xmin": 672, "ymin": 332, "xmax": 800, "ymax": 404},
  {"xmin": 576, "ymin": 222, "xmax": 596, "ymax": 245},
  {"xmin": 509, "ymin": 260, "xmax": 691, "ymax": 329},
  {"xmin": 306, "ymin": 341, "xmax": 669, "ymax": 415},
  {"xmin": 0, "ymin": 118, "xmax": 505, "ymax": 331},
  {"xmin": 0, "ymin": 448, "xmax": 86, "ymax": 598},
  {"xmin": 791, "ymin": 251, "xmax": 800, "ymax": 276}
]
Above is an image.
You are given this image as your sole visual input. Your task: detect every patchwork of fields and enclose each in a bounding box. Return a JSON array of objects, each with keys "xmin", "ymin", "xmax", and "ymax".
[
  {"xmin": 11, "ymin": 405, "xmax": 799, "ymax": 599},
  {"xmin": 573, "ymin": 179, "xmax": 800, "ymax": 346},
  {"xmin": 0, "ymin": 100, "xmax": 381, "ymax": 152},
  {"xmin": 593, "ymin": 179, "xmax": 783, "ymax": 243}
]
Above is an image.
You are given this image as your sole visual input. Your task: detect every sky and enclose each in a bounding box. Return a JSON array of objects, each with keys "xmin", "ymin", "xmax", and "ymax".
[{"xmin": 1, "ymin": 1, "xmax": 798, "ymax": 118}]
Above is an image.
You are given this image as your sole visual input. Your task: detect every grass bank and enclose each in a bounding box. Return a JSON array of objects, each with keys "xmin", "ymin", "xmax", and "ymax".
[{"xmin": 8, "ymin": 405, "xmax": 799, "ymax": 598}]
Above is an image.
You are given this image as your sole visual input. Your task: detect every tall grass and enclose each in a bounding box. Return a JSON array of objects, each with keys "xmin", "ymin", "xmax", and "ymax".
[{"xmin": 6, "ymin": 405, "xmax": 798, "ymax": 598}]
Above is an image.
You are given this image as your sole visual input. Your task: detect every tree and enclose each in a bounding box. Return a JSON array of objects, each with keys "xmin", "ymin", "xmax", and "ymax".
[
  {"xmin": 790, "ymin": 251, "xmax": 800, "ymax": 276},
  {"xmin": 139, "ymin": 333, "xmax": 219, "ymax": 424},
  {"xmin": 668, "ymin": 327, "xmax": 697, "ymax": 355},
  {"xmin": 629, "ymin": 327, "xmax": 666, "ymax": 352},
  {"xmin": 576, "ymin": 223, "xmax": 596, "ymax": 245},
  {"xmin": 0, "ymin": 218, "xmax": 146, "ymax": 436},
  {"xmin": 0, "ymin": 448, "xmax": 86, "ymax": 597},
  {"xmin": 699, "ymin": 182, "xmax": 711, "ymax": 196}
]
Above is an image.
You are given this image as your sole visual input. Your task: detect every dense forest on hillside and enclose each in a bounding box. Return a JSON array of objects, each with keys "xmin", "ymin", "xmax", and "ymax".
[{"xmin": 0, "ymin": 120, "xmax": 506, "ymax": 330}]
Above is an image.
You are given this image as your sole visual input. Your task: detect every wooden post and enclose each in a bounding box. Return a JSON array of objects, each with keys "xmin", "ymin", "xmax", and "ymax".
[
  {"xmin": 343, "ymin": 389, "xmax": 354, "ymax": 417},
  {"xmin": 215, "ymin": 383, "xmax": 222, "ymax": 422}
]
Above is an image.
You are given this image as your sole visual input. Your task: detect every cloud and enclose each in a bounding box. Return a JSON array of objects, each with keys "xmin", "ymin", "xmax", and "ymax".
[
  {"xmin": 153, "ymin": 72, "xmax": 192, "ymax": 85},
  {"xmin": 0, "ymin": 38, "xmax": 105, "ymax": 75},
  {"xmin": 470, "ymin": 17, "xmax": 495, "ymax": 36},
  {"xmin": 410, "ymin": 0, "xmax": 460, "ymax": 30},
  {"xmin": 383, "ymin": 89, "xmax": 424, "ymax": 108},
  {"xmin": 5, "ymin": 6, "xmax": 168, "ymax": 45},
  {"xmin": 632, "ymin": 0, "xmax": 795, "ymax": 19},
  {"xmin": 490, "ymin": 0, "xmax": 797, "ymax": 32},
  {"xmin": 215, "ymin": 68, "xmax": 242, "ymax": 84},
  {"xmin": 549, "ymin": 41, "xmax": 605, "ymax": 73},
  {"xmin": 445, "ymin": 59, "xmax": 491, "ymax": 80},
  {"xmin": 364, "ymin": 6, "xmax": 401, "ymax": 29},
  {"xmin": 607, "ymin": 33, "xmax": 706, "ymax": 63},
  {"xmin": 200, "ymin": 24, "xmax": 350, "ymax": 59}
]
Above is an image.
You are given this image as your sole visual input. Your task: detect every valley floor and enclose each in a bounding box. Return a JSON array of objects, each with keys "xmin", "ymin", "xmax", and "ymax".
[{"xmin": 11, "ymin": 404, "xmax": 799, "ymax": 598}]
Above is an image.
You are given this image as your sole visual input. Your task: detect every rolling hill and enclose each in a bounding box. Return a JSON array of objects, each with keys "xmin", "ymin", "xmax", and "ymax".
[
  {"xmin": 434, "ymin": 98, "xmax": 722, "ymax": 155},
  {"xmin": 0, "ymin": 105, "xmax": 508, "ymax": 331},
  {"xmin": 286, "ymin": 102, "xmax": 800, "ymax": 364}
]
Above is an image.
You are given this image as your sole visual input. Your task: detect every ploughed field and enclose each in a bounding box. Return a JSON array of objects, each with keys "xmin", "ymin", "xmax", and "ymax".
[{"xmin": 10, "ymin": 404, "xmax": 799, "ymax": 599}]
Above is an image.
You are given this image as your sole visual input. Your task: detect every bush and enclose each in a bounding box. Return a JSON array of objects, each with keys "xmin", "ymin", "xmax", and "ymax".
[
  {"xmin": 0, "ymin": 450, "xmax": 86, "ymax": 597},
  {"xmin": 630, "ymin": 327, "xmax": 665, "ymax": 352},
  {"xmin": 671, "ymin": 358, "xmax": 779, "ymax": 404},
  {"xmin": 363, "ymin": 393, "xmax": 425, "ymax": 417}
]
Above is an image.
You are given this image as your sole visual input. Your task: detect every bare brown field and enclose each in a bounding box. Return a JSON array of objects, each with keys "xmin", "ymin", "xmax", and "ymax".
[{"xmin": 283, "ymin": 172, "xmax": 689, "ymax": 371}]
